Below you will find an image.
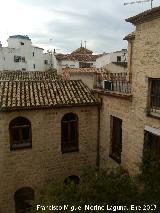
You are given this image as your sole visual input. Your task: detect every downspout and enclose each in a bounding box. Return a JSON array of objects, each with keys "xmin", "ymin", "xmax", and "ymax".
[
  {"xmin": 96, "ymin": 99, "xmax": 101, "ymax": 170},
  {"xmin": 129, "ymin": 39, "xmax": 134, "ymax": 83}
]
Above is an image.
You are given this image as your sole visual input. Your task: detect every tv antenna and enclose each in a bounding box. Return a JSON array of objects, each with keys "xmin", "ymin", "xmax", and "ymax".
[{"xmin": 124, "ymin": 0, "xmax": 153, "ymax": 9}]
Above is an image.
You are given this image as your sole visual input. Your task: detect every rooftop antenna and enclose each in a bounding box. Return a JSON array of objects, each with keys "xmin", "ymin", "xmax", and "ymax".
[
  {"xmin": 124, "ymin": 0, "xmax": 153, "ymax": 9},
  {"xmin": 84, "ymin": 40, "xmax": 86, "ymax": 48}
]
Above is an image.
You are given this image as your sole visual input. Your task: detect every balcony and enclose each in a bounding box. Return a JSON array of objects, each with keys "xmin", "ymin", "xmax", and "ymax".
[{"xmin": 94, "ymin": 72, "xmax": 132, "ymax": 99}]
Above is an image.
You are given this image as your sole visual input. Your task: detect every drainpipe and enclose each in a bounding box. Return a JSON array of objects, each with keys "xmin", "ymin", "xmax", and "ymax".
[
  {"xmin": 129, "ymin": 40, "xmax": 133, "ymax": 83},
  {"xmin": 96, "ymin": 100, "xmax": 101, "ymax": 170}
]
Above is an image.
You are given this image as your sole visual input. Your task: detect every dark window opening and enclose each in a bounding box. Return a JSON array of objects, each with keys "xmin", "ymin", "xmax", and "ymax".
[
  {"xmin": 44, "ymin": 60, "xmax": 48, "ymax": 65},
  {"xmin": 79, "ymin": 62, "xmax": 93, "ymax": 68},
  {"xmin": 20, "ymin": 42, "xmax": 24, "ymax": 46},
  {"xmin": 149, "ymin": 79, "xmax": 160, "ymax": 113},
  {"xmin": 33, "ymin": 52, "xmax": 34, "ymax": 56},
  {"xmin": 109, "ymin": 116, "xmax": 122, "ymax": 163},
  {"xmin": 22, "ymin": 57, "xmax": 25, "ymax": 63},
  {"xmin": 61, "ymin": 113, "xmax": 78, "ymax": 153},
  {"xmin": 33, "ymin": 64, "xmax": 35, "ymax": 69},
  {"xmin": 117, "ymin": 56, "xmax": 121, "ymax": 62},
  {"xmin": 143, "ymin": 131, "xmax": 160, "ymax": 167},
  {"xmin": 64, "ymin": 175, "xmax": 80, "ymax": 185},
  {"xmin": 14, "ymin": 187, "xmax": 34, "ymax": 213},
  {"xmin": 9, "ymin": 117, "xmax": 32, "ymax": 150},
  {"xmin": 14, "ymin": 56, "xmax": 21, "ymax": 62},
  {"xmin": 22, "ymin": 68, "xmax": 26, "ymax": 71}
]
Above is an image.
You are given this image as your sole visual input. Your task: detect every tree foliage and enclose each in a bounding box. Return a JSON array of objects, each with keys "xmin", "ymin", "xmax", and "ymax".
[{"xmin": 29, "ymin": 164, "xmax": 160, "ymax": 213}]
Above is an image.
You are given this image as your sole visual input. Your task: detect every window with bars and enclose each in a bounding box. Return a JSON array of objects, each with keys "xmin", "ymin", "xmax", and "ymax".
[
  {"xmin": 9, "ymin": 117, "xmax": 32, "ymax": 150},
  {"xmin": 61, "ymin": 113, "xmax": 79, "ymax": 153},
  {"xmin": 149, "ymin": 78, "xmax": 160, "ymax": 113},
  {"xmin": 109, "ymin": 116, "xmax": 122, "ymax": 163},
  {"xmin": 143, "ymin": 131, "xmax": 160, "ymax": 166}
]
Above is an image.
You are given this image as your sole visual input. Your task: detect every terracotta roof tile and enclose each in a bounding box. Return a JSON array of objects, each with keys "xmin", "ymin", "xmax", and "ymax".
[
  {"xmin": 71, "ymin": 46, "xmax": 93, "ymax": 54},
  {"xmin": 55, "ymin": 54, "xmax": 99, "ymax": 62},
  {"xmin": 62, "ymin": 67, "xmax": 108, "ymax": 73},
  {"xmin": 0, "ymin": 70, "xmax": 61, "ymax": 81},
  {"xmin": 0, "ymin": 79, "xmax": 98, "ymax": 111},
  {"xmin": 125, "ymin": 6, "xmax": 160, "ymax": 25}
]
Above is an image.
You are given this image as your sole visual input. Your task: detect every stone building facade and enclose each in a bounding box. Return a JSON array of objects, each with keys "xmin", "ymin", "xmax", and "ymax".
[
  {"xmin": 95, "ymin": 6, "xmax": 160, "ymax": 174},
  {"xmin": 0, "ymin": 71, "xmax": 99, "ymax": 213},
  {"xmin": 1, "ymin": 6, "xmax": 160, "ymax": 213}
]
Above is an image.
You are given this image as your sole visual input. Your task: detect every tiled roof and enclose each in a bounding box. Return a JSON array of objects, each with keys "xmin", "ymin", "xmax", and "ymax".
[
  {"xmin": 55, "ymin": 53, "xmax": 99, "ymax": 62},
  {"xmin": 125, "ymin": 6, "xmax": 160, "ymax": 25},
  {"xmin": 62, "ymin": 67, "xmax": 107, "ymax": 73},
  {"xmin": 0, "ymin": 70, "xmax": 61, "ymax": 81},
  {"xmin": 62, "ymin": 68, "xmax": 128, "ymax": 82},
  {"xmin": 0, "ymin": 79, "xmax": 98, "ymax": 111},
  {"xmin": 71, "ymin": 47, "xmax": 93, "ymax": 55}
]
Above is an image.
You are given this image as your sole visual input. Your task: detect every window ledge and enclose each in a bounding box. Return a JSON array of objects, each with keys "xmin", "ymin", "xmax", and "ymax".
[
  {"xmin": 147, "ymin": 111, "xmax": 160, "ymax": 120},
  {"xmin": 62, "ymin": 148, "xmax": 79, "ymax": 154},
  {"xmin": 11, "ymin": 143, "xmax": 32, "ymax": 150}
]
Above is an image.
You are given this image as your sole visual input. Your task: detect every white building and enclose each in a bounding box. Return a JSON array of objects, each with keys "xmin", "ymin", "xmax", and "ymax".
[
  {"xmin": 55, "ymin": 45, "xmax": 100, "ymax": 73},
  {"xmin": 0, "ymin": 35, "xmax": 54, "ymax": 71},
  {"xmin": 96, "ymin": 49, "xmax": 128, "ymax": 68}
]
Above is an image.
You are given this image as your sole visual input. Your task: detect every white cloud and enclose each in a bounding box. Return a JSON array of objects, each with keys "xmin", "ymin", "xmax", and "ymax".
[{"xmin": 0, "ymin": 0, "xmax": 160, "ymax": 52}]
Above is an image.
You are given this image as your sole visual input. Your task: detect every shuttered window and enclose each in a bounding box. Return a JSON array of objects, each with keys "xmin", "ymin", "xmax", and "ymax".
[
  {"xmin": 61, "ymin": 113, "xmax": 79, "ymax": 153},
  {"xmin": 143, "ymin": 131, "xmax": 160, "ymax": 166},
  {"xmin": 148, "ymin": 78, "xmax": 160, "ymax": 114},
  {"xmin": 9, "ymin": 117, "xmax": 32, "ymax": 150},
  {"xmin": 110, "ymin": 116, "xmax": 122, "ymax": 163}
]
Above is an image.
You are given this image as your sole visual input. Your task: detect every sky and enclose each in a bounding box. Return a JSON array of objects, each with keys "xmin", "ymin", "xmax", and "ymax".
[{"xmin": 0, "ymin": 0, "xmax": 160, "ymax": 53}]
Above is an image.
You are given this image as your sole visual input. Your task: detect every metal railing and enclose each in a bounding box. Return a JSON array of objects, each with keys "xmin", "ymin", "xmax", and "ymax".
[
  {"xmin": 94, "ymin": 80, "xmax": 131, "ymax": 94},
  {"xmin": 94, "ymin": 73, "xmax": 131, "ymax": 94}
]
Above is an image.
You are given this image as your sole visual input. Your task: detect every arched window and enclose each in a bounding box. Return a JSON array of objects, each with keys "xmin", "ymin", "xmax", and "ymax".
[
  {"xmin": 14, "ymin": 187, "xmax": 34, "ymax": 213},
  {"xmin": 9, "ymin": 117, "xmax": 32, "ymax": 150},
  {"xmin": 61, "ymin": 113, "xmax": 79, "ymax": 153}
]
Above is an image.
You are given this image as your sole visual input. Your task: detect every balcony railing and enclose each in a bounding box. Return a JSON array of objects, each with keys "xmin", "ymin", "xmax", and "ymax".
[
  {"xmin": 94, "ymin": 73, "xmax": 131, "ymax": 94},
  {"xmin": 94, "ymin": 81, "xmax": 131, "ymax": 94}
]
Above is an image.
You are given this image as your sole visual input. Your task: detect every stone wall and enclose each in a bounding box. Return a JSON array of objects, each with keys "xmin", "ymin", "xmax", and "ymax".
[
  {"xmin": 0, "ymin": 106, "xmax": 98, "ymax": 213},
  {"xmin": 98, "ymin": 17, "xmax": 160, "ymax": 175},
  {"xmin": 69, "ymin": 72, "xmax": 95, "ymax": 89}
]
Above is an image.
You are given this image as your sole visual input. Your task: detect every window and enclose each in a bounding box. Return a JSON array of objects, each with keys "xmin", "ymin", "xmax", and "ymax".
[
  {"xmin": 33, "ymin": 64, "xmax": 35, "ymax": 69},
  {"xmin": 20, "ymin": 42, "xmax": 24, "ymax": 45},
  {"xmin": 109, "ymin": 116, "xmax": 122, "ymax": 163},
  {"xmin": 22, "ymin": 57, "xmax": 25, "ymax": 63},
  {"xmin": 143, "ymin": 131, "xmax": 160, "ymax": 166},
  {"xmin": 9, "ymin": 117, "xmax": 32, "ymax": 150},
  {"xmin": 14, "ymin": 55, "xmax": 21, "ymax": 62},
  {"xmin": 32, "ymin": 52, "xmax": 34, "ymax": 56},
  {"xmin": 44, "ymin": 60, "xmax": 48, "ymax": 65},
  {"xmin": 14, "ymin": 187, "xmax": 34, "ymax": 213},
  {"xmin": 22, "ymin": 68, "xmax": 26, "ymax": 71},
  {"xmin": 79, "ymin": 62, "xmax": 93, "ymax": 68},
  {"xmin": 61, "ymin": 113, "xmax": 79, "ymax": 153},
  {"xmin": 117, "ymin": 56, "xmax": 121, "ymax": 62},
  {"xmin": 148, "ymin": 78, "xmax": 160, "ymax": 114}
]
